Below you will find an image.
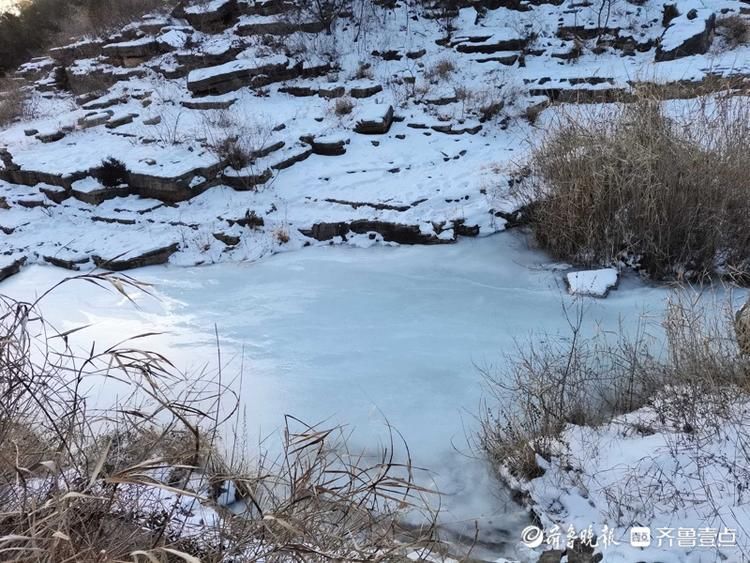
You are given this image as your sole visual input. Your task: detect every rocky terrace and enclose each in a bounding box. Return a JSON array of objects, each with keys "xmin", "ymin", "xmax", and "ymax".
[{"xmin": 1, "ymin": 0, "xmax": 749, "ymax": 277}]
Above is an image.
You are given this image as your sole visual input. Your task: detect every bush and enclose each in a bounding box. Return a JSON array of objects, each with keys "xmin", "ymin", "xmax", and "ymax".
[
  {"xmin": 95, "ymin": 157, "xmax": 129, "ymax": 187},
  {"xmin": 480, "ymin": 292, "xmax": 750, "ymax": 481},
  {"xmin": 522, "ymin": 94, "xmax": 750, "ymax": 281},
  {"xmin": 0, "ymin": 275, "xmax": 439, "ymax": 561}
]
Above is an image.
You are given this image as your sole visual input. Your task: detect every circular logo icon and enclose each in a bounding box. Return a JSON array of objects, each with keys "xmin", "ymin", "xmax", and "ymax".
[{"xmin": 521, "ymin": 525, "xmax": 544, "ymax": 548}]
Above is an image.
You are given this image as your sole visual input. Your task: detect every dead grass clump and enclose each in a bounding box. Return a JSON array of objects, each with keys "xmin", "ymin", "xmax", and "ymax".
[
  {"xmin": 334, "ymin": 96, "xmax": 354, "ymax": 116},
  {"xmin": 522, "ymin": 94, "xmax": 750, "ymax": 282},
  {"xmin": 717, "ymin": 15, "xmax": 749, "ymax": 47},
  {"xmin": 0, "ymin": 275, "xmax": 438, "ymax": 562},
  {"xmin": 480, "ymin": 291, "xmax": 750, "ymax": 482},
  {"xmin": 425, "ymin": 58, "xmax": 455, "ymax": 81},
  {"xmin": 0, "ymin": 78, "xmax": 27, "ymax": 127},
  {"xmin": 273, "ymin": 225, "xmax": 290, "ymax": 244},
  {"xmin": 214, "ymin": 135, "xmax": 253, "ymax": 170}
]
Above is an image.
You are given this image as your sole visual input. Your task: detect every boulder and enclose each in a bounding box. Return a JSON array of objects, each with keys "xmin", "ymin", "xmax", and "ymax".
[
  {"xmin": 128, "ymin": 160, "xmax": 224, "ymax": 203},
  {"xmin": 105, "ymin": 112, "xmax": 138, "ymax": 129},
  {"xmin": 239, "ymin": 0, "xmax": 294, "ymax": 16},
  {"xmin": 71, "ymin": 177, "xmax": 130, "ymax": 205},
  {"xmin": 301, "ymin": 220, "xmax": 447, "ymax": 245},
  {"xmin": 49, "ymin": 40, "xmax": 104, "ymax": 64},
  {"xmin": 38, "ymin": 183, "xmax": 70, "ymax": 204},
  {"xmin": 213, "ymin": 232, "xmax": 241, "ymax": 246},
  {"xmin": 566, "ymin": 268, "xmax": 619, "ymax": 297},
  {"xmin": 349, "ymin": 81, "xmax": 383, "ymax": 99},
  {"xmin": 93, "ymin": 243, "xmax": 179, "ymax": 271},
  {"xmin": 102, "ymin": 37, "xmax": 162, "ymax": 66},
  {"xmin": 304, "ymin": 134, "xmax": 348, "ymax": 156},
  {"xmin": 78, "ymin": 111, "xmax": 114, "ymax": 129},
  {"xmin": 222, "ymin": 166, "xmax": 273, "ymax": 190},
  {"xmin": 175, "ymin": 0, "xmax": 239, "ymax": 32},
  {"xmin": 354, "ymin": 105, "xmax": 394, "ymax": 134},
  {"xmin": 36, "ymin": 130, "xmax": 66, "ymax": 143},
  {"xmin": 181, "ymin": 97, "xmax": 237, "ymax": 110},
  {"xmin": 44, "ymin": 253, "xmax": 90, "ymax": 271},
  {"xmin": 270, "ymin": 144, "xmax": 313, "ymax": 170},
  {"xmin": 656, "ymin": 9, "xmax": 716, "ymax": 61},
  {"xmin": 318, "ymin": 84, "xmax": 345, "ymax": 98},
  {"xmin": 454, "ymin": 32, "xmax": 529, "ymax": 54},
  {"xmin": 0, "ymin": 256, "xmax": 26, "ymax": 282},
  {"xmin": 187, "ymin": 55, "xmax": 291, "ymax": 95}
]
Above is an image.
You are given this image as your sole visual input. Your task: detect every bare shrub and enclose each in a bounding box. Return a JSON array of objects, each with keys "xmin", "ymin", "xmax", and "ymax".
[
  {"xmin": 213, "ymin": 135, "xmax": 252, "ymax": 170},
  {"xmin": 334, "ymin": 96, "xmax": 354, "ymax": 116},
  {"xmin": 522, "ymin": 94, "xmax": 750, "ymax": 281},
  {"xmin": 0, "ymin": 275, "xmax": 439, "ymax": 561},
  {"xmin": 480, "ymin": 302, "xmax": 660, "ymax": 479},
  {"xmin": 717, "ymin": 14, "xmax": 749, "ymax": 47},
  {"xmin": 480, "ymin": 290, "xmax": 750, "ymax": 481},
  {"xmin": 203, "ymin": 110, "xmax": 278, "ymax": 190}
]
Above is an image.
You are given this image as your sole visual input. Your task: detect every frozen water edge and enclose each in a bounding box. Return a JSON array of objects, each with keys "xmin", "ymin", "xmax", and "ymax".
[{"xmin": 0, "ymin": 231, "xmax": 673, "ymax": 561}]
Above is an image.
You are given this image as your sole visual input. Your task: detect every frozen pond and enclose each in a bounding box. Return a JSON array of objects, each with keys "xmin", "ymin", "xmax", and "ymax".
[{"xmin": 1, "ymin": 231, "xmax": 672, "ymax": 560}]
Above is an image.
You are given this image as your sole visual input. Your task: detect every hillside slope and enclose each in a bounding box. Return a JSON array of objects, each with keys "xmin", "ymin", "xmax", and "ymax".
[{"xmin": 0, "ymin": 0, "xmax": 749, "ymax": 276}]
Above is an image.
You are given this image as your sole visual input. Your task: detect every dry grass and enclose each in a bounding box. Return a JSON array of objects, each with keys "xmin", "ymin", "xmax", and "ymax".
[
  {"xmin": 425, "ymin": 58, "xmax": 455, "ymax": 81},
  {"xmin": 717, "ymin": 15, "xmax": 749, "ymax": 47},
  {"xmin": 480, "ymin": 290, "xmax": 750, "ymax": 481},
  {"xmin": 272, "ymin": 226, "xmax": 290, "ymax": 244},
  {"xmin": 520, "ymin": 93, "xmax": 750, "ymax": 282},
  {"xmin": 334, "ymin": 96, "xmax": 354, "ymax": 116},
  {"xmin": 0, "ymin": 78, "xmax": 27, "ymax": 127},
  {"xmin": 0, "ymin": 274, "xmax": 439, "ymax": 562}
]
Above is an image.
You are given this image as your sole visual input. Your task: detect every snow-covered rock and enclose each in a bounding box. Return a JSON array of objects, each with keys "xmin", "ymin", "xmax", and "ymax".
[{"xmin": 565, "ymin": 268, "xmax": 619, "ymax": 297}]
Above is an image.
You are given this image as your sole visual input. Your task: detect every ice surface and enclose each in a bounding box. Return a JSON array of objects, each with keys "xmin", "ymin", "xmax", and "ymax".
[{"xmin": 0, "ymin": 232, "xmax": 672, "ymax": 560}]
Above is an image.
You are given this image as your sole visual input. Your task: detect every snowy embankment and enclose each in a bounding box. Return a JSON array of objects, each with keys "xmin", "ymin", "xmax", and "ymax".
[{"xmin": 512, "ymin": 392, "xmax": 750, "ymax": 563}]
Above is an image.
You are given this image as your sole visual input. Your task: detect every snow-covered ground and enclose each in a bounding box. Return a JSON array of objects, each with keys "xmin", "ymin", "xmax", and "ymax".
[
  {"xmin": 2, "ymin": 0, "xmax": 750, "ymax": 560},
  {"xmin": 0, "ymin": 232, "xmax": 674, "ymax": 561}
]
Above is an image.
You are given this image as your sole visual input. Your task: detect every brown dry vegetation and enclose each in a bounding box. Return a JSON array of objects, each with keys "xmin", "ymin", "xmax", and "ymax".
[
  {"xmin": 480, "ymin": 291, "xmax": 750, "ymax": 481},
  {"xmin": 0, "ymin": 0, "xmax": 174, "ymax": 74},
  {"xmin": 520, "ymin": 93, "xmax": 750, "ymax": 282},
  {"xmin": 0, "ymin": 275, "xmax": 439, "ymax": 562},
  {"xmin": 0, "ymin": 77, "xmax": 26, "ymax": 126},
  {"xmin": 717, "ymin": 15, "xmax": 749, "ymax": 47}
]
